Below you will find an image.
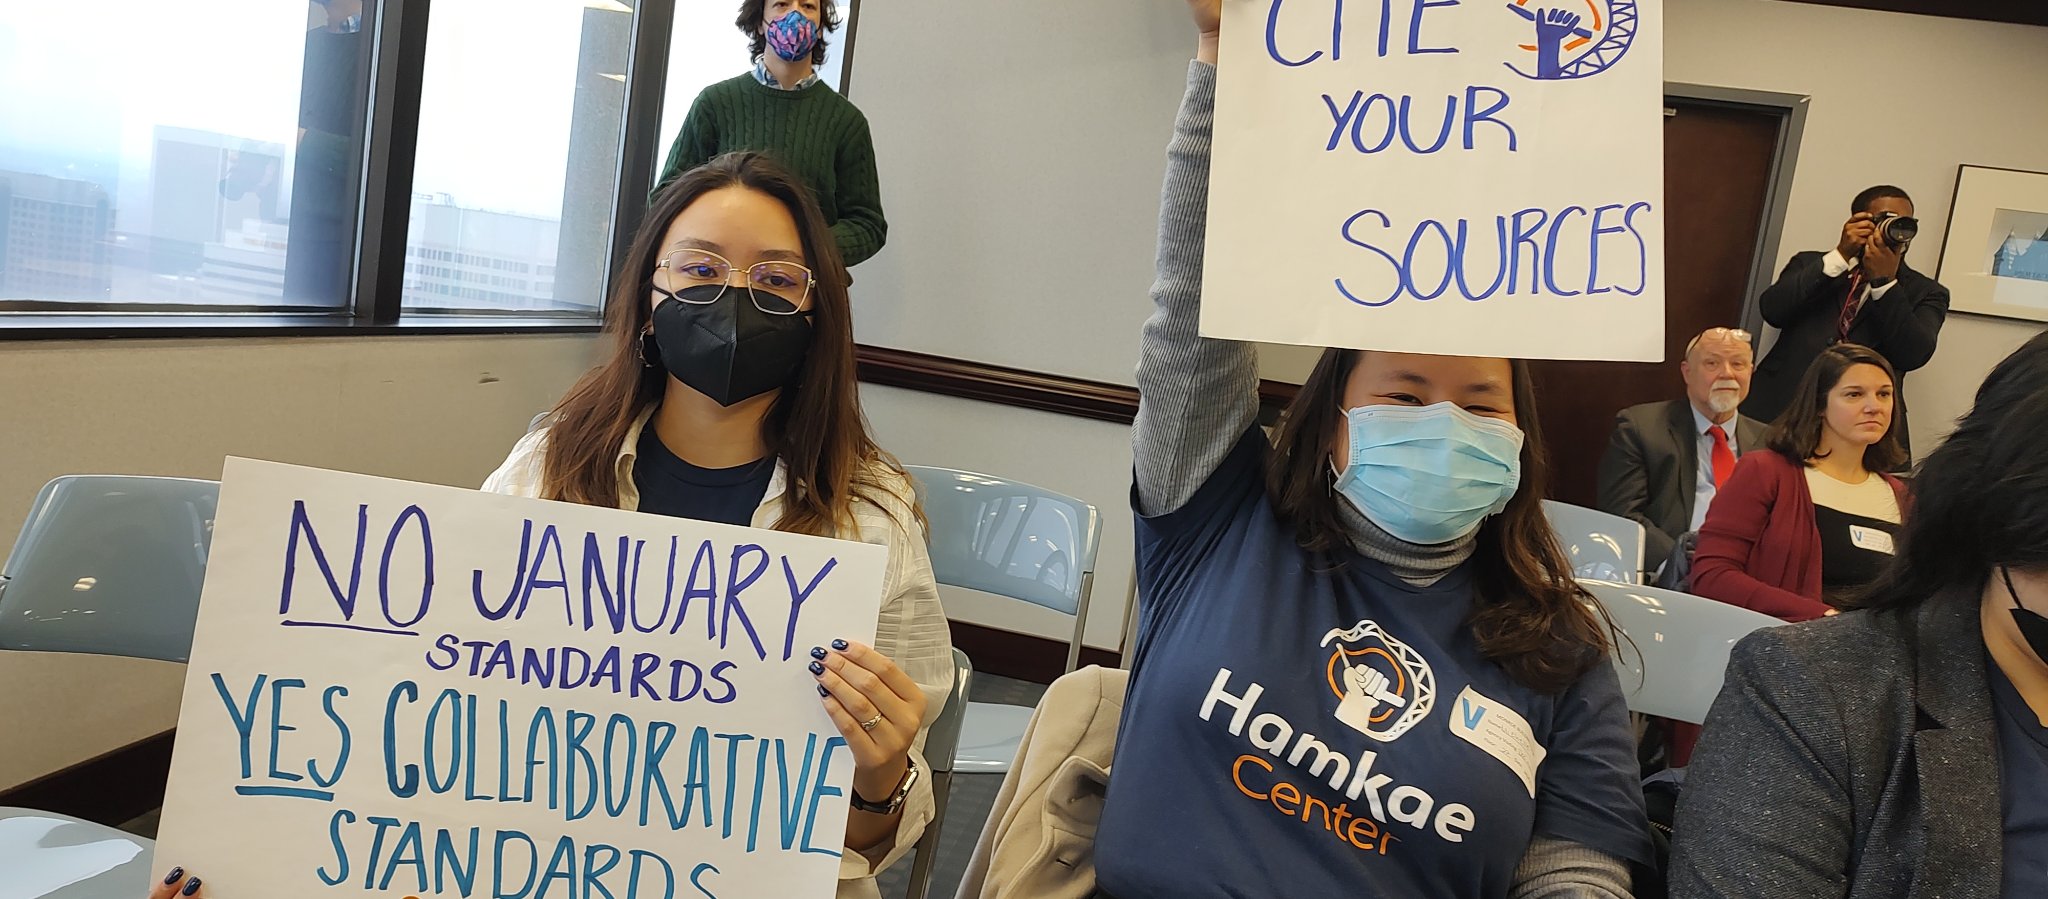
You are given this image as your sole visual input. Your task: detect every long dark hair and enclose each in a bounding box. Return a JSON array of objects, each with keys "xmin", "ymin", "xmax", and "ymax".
[
  {"xmin": 1763, "ymin": 342, "xmax": 1906, "ymax": 473},
  {"xmin": 540, "ymin": 151, "xmax": 908, "ymax": 537},
  {"xmin": 1266, "ymin": 349, "xmax": 1609, "ymax": 693},
  {"xmin": 738, "ymin": 0, "xmax": 839, "ymax": 67},
  {"xmin": 1852, "ymin": 332, "xmax": 2048, "ymax": 611}
]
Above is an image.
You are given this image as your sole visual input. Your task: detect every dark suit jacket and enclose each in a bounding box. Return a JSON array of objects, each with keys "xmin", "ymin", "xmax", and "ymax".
[
  {"xmin": 1596, "ymin": 400, "xmax": 1767, "ymax": 571},
  {"xmin": 1669, "ymin": 597, "xmax": 2003, "ymax": 899},
  {"xmin": 1743, "ymin": 251, "xmax": 1951, "ymax": 457}
]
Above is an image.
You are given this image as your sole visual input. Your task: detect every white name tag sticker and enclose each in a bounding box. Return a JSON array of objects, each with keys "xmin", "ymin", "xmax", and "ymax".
[
  {"xmin": 1448, "ymin": 685, "xmax": 1546, "ymax": 798},
  {"xmin": 1850, "ymin": 525, "xmax": 1896, "ymax": 555}
]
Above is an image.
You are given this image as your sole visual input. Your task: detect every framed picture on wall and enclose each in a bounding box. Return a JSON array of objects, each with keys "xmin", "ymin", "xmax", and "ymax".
[{"xmin": 1935, "ymin": 164, "xmax": 2048, "ymax": 323}]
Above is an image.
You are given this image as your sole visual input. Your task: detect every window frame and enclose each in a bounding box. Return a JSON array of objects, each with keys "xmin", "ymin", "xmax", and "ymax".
[{"xmin": 0, "ymin": 0, "xmax": 679, "ymax": 340}]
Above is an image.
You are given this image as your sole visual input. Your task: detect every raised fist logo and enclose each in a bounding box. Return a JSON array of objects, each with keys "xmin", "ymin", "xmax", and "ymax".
[{"xmin": 1322, "ymin": 620, "xmax": 1436, "ymax": 742}]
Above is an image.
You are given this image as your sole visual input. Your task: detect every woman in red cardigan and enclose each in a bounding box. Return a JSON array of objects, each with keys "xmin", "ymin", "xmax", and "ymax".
[{"xmin": 1691, "ymin": 342, "xmax": 1910, "ymax": 623}]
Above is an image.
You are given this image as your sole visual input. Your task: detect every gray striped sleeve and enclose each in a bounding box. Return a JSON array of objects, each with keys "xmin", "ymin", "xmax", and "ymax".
[
  {"xmin": 1132, "ymin": 60, "xmax": 1262, "ymax": 518},
  {"xmin": 1510, "ymin": 836, "xmax": 1636, "ymax": 898}
]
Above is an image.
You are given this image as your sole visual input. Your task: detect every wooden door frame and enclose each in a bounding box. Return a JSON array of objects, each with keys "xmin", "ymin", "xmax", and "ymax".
[{"xmin": 1664, "ymin": 83, "xmax": 1812, "ymax": 339}]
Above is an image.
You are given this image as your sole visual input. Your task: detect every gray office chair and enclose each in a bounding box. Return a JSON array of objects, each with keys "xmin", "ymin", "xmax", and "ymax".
[
  {"xmin": 903, "ymin": 648, "xmax": 972, "ymax": 899},
  {"xmin": 1542, "ymin": 500, "xmax": 1648, "ymax": 584},
  {"xmin": 1578, "ymin": 579, "xmax": 1782, "ymax": 724},
  {"xmin": 0, "ymin": 475, "xmax": 221, "ymax": 898},
  {"xmin": 904, "ymin": 467, "xmax": 1101, "ymax": 776},
  {"xmin": 0, "ymin": 476, "xmax": 217, "ymax": 661}
]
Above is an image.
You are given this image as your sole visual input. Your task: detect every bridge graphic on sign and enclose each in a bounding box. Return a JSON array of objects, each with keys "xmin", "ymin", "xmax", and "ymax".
[{"xmin": 1504, "ymin": 1, "xmax": 1641, "ymax": 81}]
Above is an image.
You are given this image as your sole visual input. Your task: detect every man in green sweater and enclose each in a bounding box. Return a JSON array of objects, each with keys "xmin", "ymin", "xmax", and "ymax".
[{"xmin": 653, "ymin": 0, "xmax": 886, "ymax": 267}]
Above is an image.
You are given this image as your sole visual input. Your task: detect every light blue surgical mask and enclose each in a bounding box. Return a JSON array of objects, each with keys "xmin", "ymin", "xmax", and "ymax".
[{"xmin": 1332, "ymin": 402, "xmax": 1525, "ymax": 545}]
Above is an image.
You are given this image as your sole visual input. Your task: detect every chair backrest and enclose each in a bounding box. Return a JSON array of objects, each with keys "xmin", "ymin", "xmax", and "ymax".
[
  {"xmin": 904, "ymin": 466, "xmax": 1102, "ymax": 615},
  {"xmin": 0, "ymin": 476, "xmax": 219, "ymax": 663},
  {"xmin": 906, "ymin": 466, "xmax": 1103, "ymax": 675},
  {"xmin": 1580, "ymin": 579, "xmax": 1783, "ymax": 725},
  {"xmin": 924, "ymin": 648, "xmax": 973, "ymax": 776},
  {"xmin": 1543, "ymin": 500, "xmax": 1646, "ymax": 584}
]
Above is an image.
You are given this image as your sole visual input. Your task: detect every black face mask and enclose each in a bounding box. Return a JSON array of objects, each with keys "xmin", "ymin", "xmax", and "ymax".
[
  {"xmin": 2003, "ymin": 566, "xmax": 2048, "ymax": 663},
  {"xmin": 644, "ymin": 284, "xmax": 814, "ymax": 407}
]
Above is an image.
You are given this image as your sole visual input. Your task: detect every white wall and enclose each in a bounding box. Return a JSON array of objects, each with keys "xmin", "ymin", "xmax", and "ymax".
[
  {"xmin": 0, "ymin": 334, "xmax": 598, "ymax": 790},
  {"xmin": 1666, "ymin": 0, "xmax": 2048, "ymax": 451},
  {"xmin": 835, "ymin": 0, "xmax": 1190, "ymax": 646},
  {"xmin": 848, "ymin": 0, "xmax": 1189, "ymax": 385}
]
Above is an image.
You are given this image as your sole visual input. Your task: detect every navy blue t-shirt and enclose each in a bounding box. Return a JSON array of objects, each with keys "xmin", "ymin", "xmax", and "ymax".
[
  {"xmin": 1987, "ymin": 660, "xmax": 2048, "ymax": 896},
  {"xmin": 631, "ymin": 427, "xmax": 774, "ymax": 526},
  {"xmin": 1096, "ymin": 429, "xmax": 1651, "ymax": 898}
]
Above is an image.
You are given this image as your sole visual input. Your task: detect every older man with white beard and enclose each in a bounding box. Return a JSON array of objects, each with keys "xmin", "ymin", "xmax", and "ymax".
[{"xmin": 1597, "ymin": 327, "xmax": 1768, "ymax": 574}]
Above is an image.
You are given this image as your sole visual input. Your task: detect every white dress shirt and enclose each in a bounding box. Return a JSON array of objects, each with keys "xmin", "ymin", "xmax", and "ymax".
[{"xmin": 1821, "ymin": 248, "xmax": 1902, "ymax": 323}]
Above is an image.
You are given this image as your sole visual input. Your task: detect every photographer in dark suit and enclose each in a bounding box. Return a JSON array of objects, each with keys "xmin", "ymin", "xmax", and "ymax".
[
  {"xmin": 1744, "ymin": 186, "xmax": 1951, "ymax": 459},
  {"xmin": 1599, "ymin": 327, "xmax": 1769, "ymax": 573}
]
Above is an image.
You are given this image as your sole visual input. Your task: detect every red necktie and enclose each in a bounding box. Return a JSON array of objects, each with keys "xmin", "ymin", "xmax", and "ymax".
[
  {"xmin": 1708, "ymin": 424, "xmax": 1735, "ymax": 489},
  {"xmin": 1837, "ymin": 271, "xmax": 1864, "ymax": 341}
]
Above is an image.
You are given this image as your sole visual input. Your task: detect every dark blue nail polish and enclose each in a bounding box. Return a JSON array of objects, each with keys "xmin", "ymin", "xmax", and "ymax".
[
  {"xmin": 817, "ymin": 684, "xmax": 830, "ymax": 697},
  {"xmin": 831, "ymin": 639, "xmax": 849, "ymax": 651},
  {"xmin": 164, "ymin": 868, "xmax": 184, "ymax": 886},
  {"xmin": 809, "ymin": 646, "xmax": 827, "ymax": 660},
  {"xmin": 183, "ymin": 877, "xmax": 203, "ymax": 896},
  {"xmin": 808, "ymin": 660, "xmax": 824, "ymax": 675}
]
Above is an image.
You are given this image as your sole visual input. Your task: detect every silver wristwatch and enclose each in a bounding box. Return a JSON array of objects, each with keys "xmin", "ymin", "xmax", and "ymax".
[{"xmin": 848, "ymin": 758, "xmax": 919, "ymax": 815}]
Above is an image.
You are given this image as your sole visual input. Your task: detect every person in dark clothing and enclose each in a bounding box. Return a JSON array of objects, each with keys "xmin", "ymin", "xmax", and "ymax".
[
  {"xmin": 1672, "ymin": 330, "xmax": 2048, "ymax": 899},
  {"xmin": 652, "ymin": 0, "xmax": 886, "ymax": 266},
  {"xmin": 1743, "ymin": 185, "xmax": 1950, "ymax": 460}
]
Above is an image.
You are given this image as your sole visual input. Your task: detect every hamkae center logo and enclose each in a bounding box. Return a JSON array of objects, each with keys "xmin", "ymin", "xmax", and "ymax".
[
  {"xmin": 1200, "ymin": 618, "xmax": 1476, "ymax": 847},
  {"xmin": 1323, "ymin": 619, "xmax": 1436, "ymax": 742}
]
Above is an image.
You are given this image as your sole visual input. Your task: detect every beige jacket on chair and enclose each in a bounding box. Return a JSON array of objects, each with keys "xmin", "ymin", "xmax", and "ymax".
[{"xmin": 955, "ymin": 666, "xmax": 1128, "ymax": 899}]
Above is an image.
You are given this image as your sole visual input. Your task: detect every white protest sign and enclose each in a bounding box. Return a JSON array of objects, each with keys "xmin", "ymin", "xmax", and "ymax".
[
  {"xmin": 154, "ymin": 458, "xmax": 887, "ymax": 899},
  {"xmin": 1203, "ymin": 0, "xmax": 1665, "ymax": 361}
]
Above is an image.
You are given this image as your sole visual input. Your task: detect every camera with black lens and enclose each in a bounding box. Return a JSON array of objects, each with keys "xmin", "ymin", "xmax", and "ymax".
[{"xmin": 1871, "ymin": 211, "xmax": 1919, "ymax": 249}]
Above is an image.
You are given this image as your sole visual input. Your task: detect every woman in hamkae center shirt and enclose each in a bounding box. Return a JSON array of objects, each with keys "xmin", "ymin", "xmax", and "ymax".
[{"xmin": 1089, "ymin": 4, "xmax": 1653, "ymax": 898}]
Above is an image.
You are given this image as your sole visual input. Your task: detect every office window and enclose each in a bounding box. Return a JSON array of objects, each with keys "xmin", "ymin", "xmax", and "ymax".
[
  {"xmin": 399, "ymin": 0, "xmax": 633, "ymax": 315},
  {"xmin": 1, "ymin": 1, "xmax": 832, "ymax": 330},
  {"xmin": 0, "ymin": 3, "xmax": 372, "ymax": 309}
]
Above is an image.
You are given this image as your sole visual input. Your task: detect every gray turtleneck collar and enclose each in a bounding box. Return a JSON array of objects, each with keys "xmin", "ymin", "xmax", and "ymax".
[{"xmin": 1335, "ymin": 497, "xmax": 1479, "ymax": 586}]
